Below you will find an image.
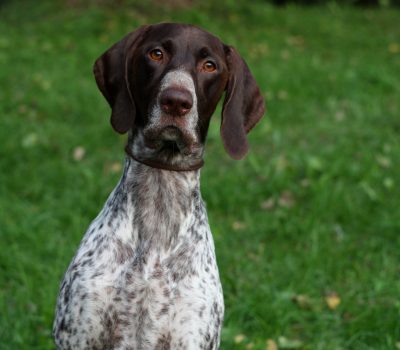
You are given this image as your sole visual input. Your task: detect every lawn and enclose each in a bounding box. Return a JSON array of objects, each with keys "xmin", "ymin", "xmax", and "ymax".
[{"xmin": 1, "ymin": 0, "xmax": 400, "ymax": 349}]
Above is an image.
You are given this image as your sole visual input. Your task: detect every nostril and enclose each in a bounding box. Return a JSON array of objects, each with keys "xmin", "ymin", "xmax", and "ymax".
[
  {"xmin": 181, "ymin": 101, "xmax": 192, "ymax": 110},
  {"xmin": 162, "ymin": 98, "xmax": 174, "ymax": 107}
]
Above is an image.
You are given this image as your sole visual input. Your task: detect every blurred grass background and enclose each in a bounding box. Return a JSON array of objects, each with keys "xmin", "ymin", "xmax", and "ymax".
[{"xmin": 1, "ymin": 0, "xmax": 400, "ymax": 349}]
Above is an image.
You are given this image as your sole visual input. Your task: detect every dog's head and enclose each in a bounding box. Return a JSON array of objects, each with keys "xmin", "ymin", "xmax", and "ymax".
[{"xmin": 94, "ymin": 23, "xmax": 265, "ymax": 167}]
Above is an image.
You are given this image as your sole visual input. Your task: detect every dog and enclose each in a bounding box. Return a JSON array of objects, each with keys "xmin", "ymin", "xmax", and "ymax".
[{"xmin": 53, "ymin": 23, "xmax": 265, "ymax": 350}]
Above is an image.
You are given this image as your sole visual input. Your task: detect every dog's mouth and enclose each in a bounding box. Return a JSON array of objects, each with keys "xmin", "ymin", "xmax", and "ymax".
[
  {"xmin": 161, "ymin": 139, "xmax": 180, "ymax": 151},
  {"xmin": 143, "ymin": 126, "xmax": 199, "ymax": 156},
  {"xmin": 159, "ymin": 127, "xmax": 185, "ymax": 151}
]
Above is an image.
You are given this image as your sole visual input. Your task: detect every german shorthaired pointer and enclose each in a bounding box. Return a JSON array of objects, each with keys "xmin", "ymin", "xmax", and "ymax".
[{"xmin": 53, "ymin": 23, "xmax": 265, "ymax": 349}]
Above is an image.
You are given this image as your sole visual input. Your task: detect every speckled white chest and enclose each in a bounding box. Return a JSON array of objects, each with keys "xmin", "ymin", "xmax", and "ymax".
[{"xmin": 53, "ymin": 159, "xmax": 224, "ymax": 350}]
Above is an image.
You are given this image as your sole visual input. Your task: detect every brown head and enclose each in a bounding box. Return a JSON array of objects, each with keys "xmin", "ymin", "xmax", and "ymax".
[{"xmin": 94, "ymin": 23, "xmax": 265, "ymax": 169}]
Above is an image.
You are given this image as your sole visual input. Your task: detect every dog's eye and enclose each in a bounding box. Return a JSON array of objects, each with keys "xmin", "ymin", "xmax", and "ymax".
[
  {"xmin": 149, "ymin": 49, "xmax": 163, "ymax": 61},
  {"xmin": 203, "ymin": 61, "xmax": 217, "ymax": 72}
]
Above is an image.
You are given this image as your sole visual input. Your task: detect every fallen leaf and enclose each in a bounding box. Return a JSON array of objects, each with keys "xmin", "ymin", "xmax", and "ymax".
[
  {"xmin": 110, "ymin": 162, "xmax": 122, "ymax": 173},
  {"xmin": 287, "ymin": 35, "xmax": 305, "ymax": 47},
  {"xmin": 234, "ymin": 334, "xmax": 245, "ymax": 344},
  {"xmin": 334, "ymin": 110, "xmax": 346, "ymax": 122},
  {"xmin": 73, "ymin": 146, "xmax": 86, "ymax": 161},
  {"xmin": 300, "ymin": 178, "xmax": 310, "ymax": 188},
  {"xmin": 266, "ymin": 339, "xmax": 278, "ymax": 350},
  {"xmin": 278, "ymin": 191, "xmax": 295, "ymax": 208},
  {"xmin": 260, "ymin": 198, "xmax": 275, "ymax": 210},
  {"xmin": 232, "ymin": 221, "xmax": 246, "ymax": 231},
  {"xmin": 278, "ymin": 336, "xmax": 303, "ymax": 349},
  {"xmin": 376, "ymin": 154, "xmax": 391, "ymax": 168},
  {"xmin": 292, "ymin": 294, "xmax": 312, "ymax": 309},
  {"xmin": 18, "ymin": 104, "xmax": 28, "ymax": 114},
  {"xmin": 325, "ymin": 292, "xmax": 341, "ymax": 310}
]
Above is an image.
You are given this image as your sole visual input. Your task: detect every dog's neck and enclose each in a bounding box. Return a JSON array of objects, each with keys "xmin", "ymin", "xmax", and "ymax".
[{"xmin": 110, "ymin": 154, "xmax": 202, "ymax": 251}]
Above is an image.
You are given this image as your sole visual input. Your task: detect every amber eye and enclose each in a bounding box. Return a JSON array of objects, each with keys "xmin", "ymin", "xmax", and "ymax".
[
  {"xmin": 149, "ymin": 49, "xmax": 163, "ymax": 61},
  {"xmin": 203, "ymin": 61, "xmax": 217, "ymax": 72}
]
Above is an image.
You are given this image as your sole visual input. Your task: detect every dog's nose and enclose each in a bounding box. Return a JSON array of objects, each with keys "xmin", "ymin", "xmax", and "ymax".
[{"xmin": 160, "ymin": 88, "xmax": 193, "ymax": 117}]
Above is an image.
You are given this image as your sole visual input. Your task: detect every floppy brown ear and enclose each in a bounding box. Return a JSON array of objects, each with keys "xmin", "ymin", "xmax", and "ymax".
[
  {"xmin": 221, "ymin": 46, "xmax": 265, "ymax": 160},
  {"xmin": 93, "ymin": 25, "xmax": 149, "ymax": 134}
]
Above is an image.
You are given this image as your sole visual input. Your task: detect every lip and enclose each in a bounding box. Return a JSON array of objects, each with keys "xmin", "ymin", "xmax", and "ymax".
[
  {"xmin": 144, "ymin": 125, "xmax": 186, "ymax": 152},
  {"xmin": 143, "ymin": 125, "xmax": 198, "ymax": 156},
  {"xmin": 159, "ymin": 125, "xmax": 183, "ymax": 141}
]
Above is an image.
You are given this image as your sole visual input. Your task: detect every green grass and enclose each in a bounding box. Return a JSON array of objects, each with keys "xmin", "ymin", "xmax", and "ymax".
[{"xmin": 1, "ymin": 1, "xmax": 400, "ymax": 349}]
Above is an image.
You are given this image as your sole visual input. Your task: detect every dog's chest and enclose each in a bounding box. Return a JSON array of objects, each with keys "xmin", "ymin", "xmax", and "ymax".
[{"xmin": 54, "ymin": 163, "xmax": 223, "ymax": 349}]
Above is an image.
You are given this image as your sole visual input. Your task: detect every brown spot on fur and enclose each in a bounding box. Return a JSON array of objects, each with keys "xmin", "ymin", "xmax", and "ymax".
[
  {"xmin": 115, "ymin": 238, "xmax": 134, "ymax": 264},
  {"xmin": 155, "ymin": 333, "xmax": 172, "ymax": 350}
]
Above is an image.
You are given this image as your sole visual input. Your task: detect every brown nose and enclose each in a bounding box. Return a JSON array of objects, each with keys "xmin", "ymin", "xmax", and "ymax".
[{"xmin": 159, "ymin": 88, "xmax": 193, "ymax": 117}]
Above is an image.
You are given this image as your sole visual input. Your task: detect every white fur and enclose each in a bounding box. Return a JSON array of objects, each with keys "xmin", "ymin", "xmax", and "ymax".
[{"xmin": 149, "ymin": 69, "xmax": 198, "ymax": 140}]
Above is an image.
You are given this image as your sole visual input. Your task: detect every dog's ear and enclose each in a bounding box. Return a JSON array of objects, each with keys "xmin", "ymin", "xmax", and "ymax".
[
  {"xmin": 221, "ymin": 46, "xmax": 265, "ymax": 160},
  {"xmin": 93, "ymin": 25, "xmax": 149, "ymax": 134}
]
